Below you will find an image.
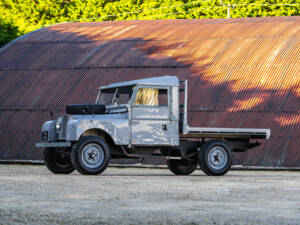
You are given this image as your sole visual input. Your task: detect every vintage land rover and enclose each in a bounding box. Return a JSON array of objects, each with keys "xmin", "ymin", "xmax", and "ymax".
[{"xmin": 36, "ymin": 76, "xmax": 270, "ymax": 176}]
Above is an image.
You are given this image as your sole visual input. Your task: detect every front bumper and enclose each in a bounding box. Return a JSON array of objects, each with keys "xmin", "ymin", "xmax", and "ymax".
[{"xmin": 36, "ymin": 142, "xmax": 71, "ymax": 148}]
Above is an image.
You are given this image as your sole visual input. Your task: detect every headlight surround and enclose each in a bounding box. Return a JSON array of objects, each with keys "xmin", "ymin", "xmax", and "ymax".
[
  {"xmin": 55, "ymin": 119, "xmax": 61, "ymax": 130},
  {"xmin": 41, "ymin": 131, "xmax": 48, "ymax": 141}
]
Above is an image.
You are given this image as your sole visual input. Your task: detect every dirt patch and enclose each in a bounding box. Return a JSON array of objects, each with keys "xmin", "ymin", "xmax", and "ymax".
[{"xmin": 0, "ymin": 165, "xmax": 299, "ymax": 225}]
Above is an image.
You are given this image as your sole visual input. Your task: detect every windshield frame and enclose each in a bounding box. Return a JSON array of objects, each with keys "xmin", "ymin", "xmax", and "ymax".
[{"xmin": 96, "ymin": 85, "xmax": 136, "ymax": 106}]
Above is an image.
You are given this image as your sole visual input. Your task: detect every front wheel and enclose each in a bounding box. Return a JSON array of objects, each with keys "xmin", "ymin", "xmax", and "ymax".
[
  {"xmin": 71, "ymin": 136, "xmax": 111, "ymax": 175},
  {"xmin": 198, "ymin": 140, "xmax": 232, "ymax": 176},
  {"xmin": 43, "ymin": 148, "xmax": 75, "ymax": 174}
]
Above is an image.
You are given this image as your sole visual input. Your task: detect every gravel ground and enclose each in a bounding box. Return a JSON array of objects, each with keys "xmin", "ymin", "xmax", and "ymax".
[{"xmin": 0, "ymin": 165, "xmax": 300, "ymax": 225}]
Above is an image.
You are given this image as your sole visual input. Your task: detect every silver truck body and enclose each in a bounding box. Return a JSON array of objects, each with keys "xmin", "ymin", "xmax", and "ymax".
[
  {"xmin": 36, "ymin": 76, "xmax": 272, "ymax": 176},
  {"xmin": 36, "ymin": 76, "xmax": 270, "ymax": 149}
]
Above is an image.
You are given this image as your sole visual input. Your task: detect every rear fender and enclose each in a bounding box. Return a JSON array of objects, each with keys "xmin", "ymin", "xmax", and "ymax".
[
  {"xmin": 229, "ymin": 141, "xmax": 261, "ymax": 152},
  {"xmin": 226, "ymin": 138, "xmax": 261, "ymax": 152}
]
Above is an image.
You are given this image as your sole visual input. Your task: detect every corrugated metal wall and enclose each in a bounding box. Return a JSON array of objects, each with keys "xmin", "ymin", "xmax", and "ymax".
[{"xmin": 0, "ymin": 16, "xmax": 299, "ymax": 167}]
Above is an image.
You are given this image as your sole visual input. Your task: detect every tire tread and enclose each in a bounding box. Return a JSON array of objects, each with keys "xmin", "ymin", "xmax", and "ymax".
[
  {"xmin": 167, "ymin": 159, "xmax": 197, "ymax": 175},
  {"xmin": 71, "ymin": 136, "xmax": 110, "ymax": 175},
  {"xmin": 43, "ymin": 148, "xmax": 74, "ymax": 174},
  {"xmin": 198, "ymin": 140, "xmax": 232, "ymax": 176},
  {"xmin": 66, "ymin": 104, "xmax": 106, "ymax": 115}
]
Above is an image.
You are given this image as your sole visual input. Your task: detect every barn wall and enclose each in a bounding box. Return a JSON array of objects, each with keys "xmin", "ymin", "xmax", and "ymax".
[{"xmin": 0, "ymin": 17, "xmax": 299, "ymax": 167}]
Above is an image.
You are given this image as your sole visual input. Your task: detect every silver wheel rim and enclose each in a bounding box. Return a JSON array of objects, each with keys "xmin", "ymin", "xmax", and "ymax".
[
  {"xmin": 81, "ymin": 143, "xmax": 104, "ymax": 169},
  {"xmin": 208, "ymin": 146, "xmax": 228, "ymax": 170}
]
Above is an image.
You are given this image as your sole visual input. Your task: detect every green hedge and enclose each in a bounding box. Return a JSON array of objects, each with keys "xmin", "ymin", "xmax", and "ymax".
[
  {"xmin": 0, "ymin": 0, "xmax": 299, "ymax": 47},
  {"xmin": 0, "ymin": 18, "xmax": 19, "ymax": 46}
]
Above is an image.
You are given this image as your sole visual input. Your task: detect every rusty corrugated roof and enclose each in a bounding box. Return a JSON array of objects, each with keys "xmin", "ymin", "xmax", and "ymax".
[{"xmin": 0, "ymin": 16, "xmax": 299, "ymax": 167}]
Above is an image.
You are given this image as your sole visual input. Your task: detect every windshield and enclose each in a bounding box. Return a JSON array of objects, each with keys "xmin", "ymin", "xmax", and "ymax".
[{"xmin": 98, "ymin": 86, "xmax": 134, "ymax": 106}]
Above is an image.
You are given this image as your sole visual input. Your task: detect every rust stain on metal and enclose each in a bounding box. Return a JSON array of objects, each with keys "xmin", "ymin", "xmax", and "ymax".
[{"xmin": 0, "ymin": 16, "xmax": 299, "ymax": 167}]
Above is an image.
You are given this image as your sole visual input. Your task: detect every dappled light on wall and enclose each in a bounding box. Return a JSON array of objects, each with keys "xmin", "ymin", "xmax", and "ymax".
[
  {"xmin": 275, "ymin": 115, "xmax": 300, "ymax": 126},
  {"xmin": 228, "ymin": 95, "xmax": 269, "ymax": 112},
  {"xmin": 0, "ymin": 17, "xmax": 299, "ymax": 167}
]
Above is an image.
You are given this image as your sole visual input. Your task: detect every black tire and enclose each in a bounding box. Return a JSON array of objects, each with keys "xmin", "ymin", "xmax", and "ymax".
[
  {"xmin": 43, "ymin": 148, "xmax": 75, "ymax": 174},
  {"xmin": 71, "ymin": 136, "xmax": 110, "ymax": 175},
  {"xmin": 198, "ymin": 140, "xmax": 232, "ymax": 176},
  {"xmin": 167, "ymin": 159, "xmax": 197, "ymax": 175},
  {"xmin": 66, "ymin": 104, "xmax": 106, "ymax": 115}
]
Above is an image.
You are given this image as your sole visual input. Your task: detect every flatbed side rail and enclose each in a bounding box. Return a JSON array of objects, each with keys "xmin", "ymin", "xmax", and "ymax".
[{"xmin": 185, "ymin": 127, "xmax": 271, "ymax": 139}]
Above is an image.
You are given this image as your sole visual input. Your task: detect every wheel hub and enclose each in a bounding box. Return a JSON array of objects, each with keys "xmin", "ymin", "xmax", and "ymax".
[
  {"xmin": 208, "ymin": 147, "xmax": 228, "ymax": 170},
  {"xmin": 81, "ymin": 143, "xmax": 104, "ymax": 169},
  {"xmin": 88, "ymin": 150, "xmax": 98, "ymax": 160},
  {"xmin": 213, "ymin": 152, "xmax": 222, "ymax": 163}
]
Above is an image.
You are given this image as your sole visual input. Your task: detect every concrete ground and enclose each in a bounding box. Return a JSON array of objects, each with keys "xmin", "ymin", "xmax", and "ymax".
[{"xmin": 0, "ymin": 165, "xmax": 299, "ymax": 225}]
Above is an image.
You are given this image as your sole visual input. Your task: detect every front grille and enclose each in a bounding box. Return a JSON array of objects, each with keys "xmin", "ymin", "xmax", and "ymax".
[
  {"xmin": 42, "ymin": 131, "xmax": 48, "ymax": 141},
  {"xmin": 61, "ymin": 116, "xmax": 68, "ymax": 139}
]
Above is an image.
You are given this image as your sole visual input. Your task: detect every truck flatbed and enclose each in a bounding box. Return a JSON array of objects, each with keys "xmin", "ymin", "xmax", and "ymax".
[{"xmin": 179, "ymin": 79, "xmax": 270, "ymax": 140}]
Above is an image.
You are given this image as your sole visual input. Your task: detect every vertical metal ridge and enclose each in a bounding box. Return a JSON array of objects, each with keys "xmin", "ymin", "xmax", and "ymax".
[{"xmin": 0, "ymin": 17, "xmax": 299, "ymax": 167}]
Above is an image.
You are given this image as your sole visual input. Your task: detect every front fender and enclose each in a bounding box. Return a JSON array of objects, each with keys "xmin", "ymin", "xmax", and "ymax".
[
  {"xmin": 66, "ymin": 118, "xmax": 130, "ymax": 145},
  {"xmin": 42, "ymin": 120, "xmax": 57, "ymax": 141},
  {"xmin": 42, "ymin": 121, "xmax": 52, "ymax": 132}
]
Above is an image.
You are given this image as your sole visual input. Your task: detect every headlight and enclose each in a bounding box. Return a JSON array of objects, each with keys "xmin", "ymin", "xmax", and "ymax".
[{"xmin": 55, "ymin": 120, "xmax": 61, "ymax": 130}]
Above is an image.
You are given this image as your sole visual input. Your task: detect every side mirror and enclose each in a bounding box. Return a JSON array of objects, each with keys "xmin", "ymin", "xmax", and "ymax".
[{"xmin": 49, "ymin": 111, "xmax": 54, "ymax": 119}]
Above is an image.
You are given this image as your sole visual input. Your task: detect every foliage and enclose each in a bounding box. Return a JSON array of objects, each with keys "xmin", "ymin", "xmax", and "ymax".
[
  {"xmin": 0, "ymin": 18, "xmax": 20, "ymax": 46},
  {"xmin": 0, "ymin": 0, "xmax": 299, "ymax": 47}
]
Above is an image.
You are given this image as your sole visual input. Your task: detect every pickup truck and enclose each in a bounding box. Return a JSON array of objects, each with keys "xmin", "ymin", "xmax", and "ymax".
[{"xmin": 36, "ymin": 76, "xmax": 270, "ymax": 176}]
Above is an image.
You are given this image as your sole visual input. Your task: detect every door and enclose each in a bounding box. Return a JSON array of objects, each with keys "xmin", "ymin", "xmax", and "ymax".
[{"xmin": 130, "ymin": 86, "xmax": 176, "ymax": 146}]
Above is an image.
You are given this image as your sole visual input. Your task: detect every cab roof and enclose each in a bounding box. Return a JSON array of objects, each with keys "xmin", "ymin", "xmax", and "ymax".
[{"xmin": 99, "ymin": 76, "xmax": 179, "ymax": 90}]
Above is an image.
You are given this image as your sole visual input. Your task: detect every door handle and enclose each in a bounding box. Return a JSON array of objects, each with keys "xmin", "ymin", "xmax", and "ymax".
[{"xmin": 131, "ymin": 121, "xmax": 139, "ymax": 125}]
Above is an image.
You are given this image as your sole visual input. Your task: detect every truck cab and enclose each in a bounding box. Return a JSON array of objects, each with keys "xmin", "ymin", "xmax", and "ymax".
[
  {"xmin": 36, "ymin": 76, "xmax": 270, "ymax": 176},
  {"xmin": 97, "ymin": 76, "xmax": 180, "ymax": 147}
]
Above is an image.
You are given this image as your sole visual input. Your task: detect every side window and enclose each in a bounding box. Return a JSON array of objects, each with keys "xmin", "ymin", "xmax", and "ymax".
[
  {"xmin": 134, "ymin": 88, "xmax": 168, "ymax": 106},
  {"xmin": 158, "ymin": 89, "xmax": 168, "ymax": 106}
]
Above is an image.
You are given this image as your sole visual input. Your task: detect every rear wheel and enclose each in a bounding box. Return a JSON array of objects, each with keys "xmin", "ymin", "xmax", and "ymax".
[
  {"xmin": 43, "ymin": 148, "xmax": 74, "ymax": 174},
  {"xmin": 71, "ymin": 136, "xmax": 110, "ymax": 175},
  {"xmin": 198, "ymin": 140, "xmax": 232, "ymax": 176},
  {"xmin": 167, "ymin": 159, "xmax": 197, "ymax": 175}
]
